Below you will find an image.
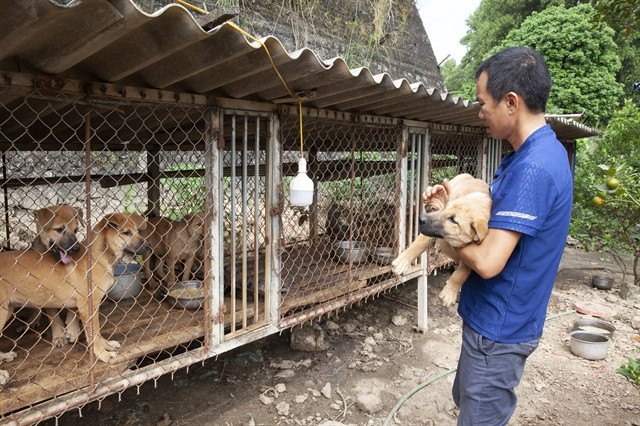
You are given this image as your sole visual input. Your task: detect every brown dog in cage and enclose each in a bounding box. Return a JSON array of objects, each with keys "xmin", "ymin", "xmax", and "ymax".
[
  {"xmin": 392, "ymin": 174, "xmax": 491, "ymax": 307},
  {"xmin": 0, "ymin": 213, "xmax": 148, "ymax": 385},
  {"xmin": 20, "ymin": 205, "xmax": 85, "ymax": 347},
  {"xmin": 141, "ymin": 212, "xmax": 205, "ymax": 290}
]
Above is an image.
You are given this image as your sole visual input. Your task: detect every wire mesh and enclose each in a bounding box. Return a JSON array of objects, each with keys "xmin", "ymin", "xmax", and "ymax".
[
  {"xmin": 429, "ymin": 129, "xmax": 484, "ymax": 181},
  {"xmin": 0, "ymin": 87, "xmax": 211, "ymax": 418},
  {"xmin": 0, "ymin": 82, "xmax": 489, "ymax": 422},
  {"xmin": 276, "ymin": 113, "xmax": 403, "ymax": 323}
]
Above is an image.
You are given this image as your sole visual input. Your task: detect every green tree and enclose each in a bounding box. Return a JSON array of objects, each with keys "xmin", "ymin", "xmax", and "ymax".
[
  {"xmin": 591, "ymin": 0, "xmax": 640, "ymax": 35},
  {"xmin": 447, "ymin": 0, "xmax": 639, "ymax": 111},
  {"xmin": 614, "ymin": 29, "xmax": 640, "ymax": 106},
  {"xmin": 590, "ymin": 0, "xmax": 640, "ymax": 105},
  {"xmin": 440, "ymin": 58, "xmax": 465, "ymax": 94},
  {"xmin": 498, "ymin": 4, "xmax": 623, "ymax": 127},
  {"xmin": 446, "ymin": 0, "xmax": 570, "ymax": 95},
  {"xmin": 572, "ymin": 100, "xmax": 640, "ymax": 286}
]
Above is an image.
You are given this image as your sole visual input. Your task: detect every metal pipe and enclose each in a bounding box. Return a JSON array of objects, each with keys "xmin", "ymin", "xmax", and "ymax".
[
  {"xmin": 83, "ymin": 108, "xmax": 96, "ymax": 389},
  {"xmin": 8, "ymin": 350, "xmax": 208, "ymax": 425}
]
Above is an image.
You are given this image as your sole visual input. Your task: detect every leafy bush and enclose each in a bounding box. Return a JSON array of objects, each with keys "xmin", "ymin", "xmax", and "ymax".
[
  {"xmin": 161, "ymin": 163, "xmax": 205, "ymax": 219},
  {"xmin": 617, "ymin": 346, "xmax": 640, "ymax": 390},
  {"xmin": 571, "ymin": 100, "xmax": 640, "ymax": 286}
]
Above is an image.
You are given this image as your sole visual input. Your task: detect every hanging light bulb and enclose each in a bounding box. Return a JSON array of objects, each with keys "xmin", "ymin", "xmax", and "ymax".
[{"xmin": 289, "ymin": 156, "xmax": 314, "ymax": 206}]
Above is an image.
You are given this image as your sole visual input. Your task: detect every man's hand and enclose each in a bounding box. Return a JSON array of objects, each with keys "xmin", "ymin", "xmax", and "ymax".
[{"xmin": 422, "ymin": 179, "xmax": 449, "ymax": 211}]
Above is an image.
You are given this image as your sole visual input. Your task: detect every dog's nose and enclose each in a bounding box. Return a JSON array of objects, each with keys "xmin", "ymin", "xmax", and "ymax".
[
  {"xmin": 418, "ymin": 214, "xmax": 428, "ymax": 224},
  {"xmin": 68, "ymin": 240, "xmax": 81, "ymax": 254},
  {"xmin": 137, "ymin": 241, "xmax": 150, "ymax": 254}
]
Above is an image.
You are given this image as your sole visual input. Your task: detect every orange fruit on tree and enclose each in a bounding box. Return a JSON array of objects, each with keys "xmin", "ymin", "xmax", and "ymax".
[{"xmin": 606, "ymin": 177, "xmax": 619, "ymax": 190}]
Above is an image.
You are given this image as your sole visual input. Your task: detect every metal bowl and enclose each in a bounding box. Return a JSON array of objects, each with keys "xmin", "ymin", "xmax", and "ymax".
[
  {"xmin": 108, "ymin": 262, "xmax": 143, "ymax": 301},
  {"xmin": 569, "ymin": 330, "xmax": 610, "ymax": 360},
  {"xmin": 333, "ymin": 241, "xmax": 369, "ymax": 264},
  {"xmin": 572, "ymin": 318, "xmax": 616, "ymax": 339},
  {"xmin": 592, "ymin": 275, "xmax": 613, "ymax": 290},
  {"xmin": 165, "ymin": 280, "xmax": 204, "ymax": 310},
  {"xmin": 372, "ymin": 247, "xmax": 394, "ymax": 265}
]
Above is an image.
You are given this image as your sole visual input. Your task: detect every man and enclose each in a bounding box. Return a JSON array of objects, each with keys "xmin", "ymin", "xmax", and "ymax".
[{"xmin": 426, "ymin": 46, "xmax": 573, "ymax": 425}]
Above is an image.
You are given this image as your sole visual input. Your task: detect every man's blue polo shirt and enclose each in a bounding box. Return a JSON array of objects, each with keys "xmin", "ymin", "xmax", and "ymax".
[{"xmin": 458, "ymin": 124, "xmax": 573, "ymax": 343}]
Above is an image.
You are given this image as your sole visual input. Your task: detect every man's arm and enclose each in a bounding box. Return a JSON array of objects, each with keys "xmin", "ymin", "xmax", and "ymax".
[{"xmin": 455, "ymin": 228, "xmax": 521, "ymax": 279}]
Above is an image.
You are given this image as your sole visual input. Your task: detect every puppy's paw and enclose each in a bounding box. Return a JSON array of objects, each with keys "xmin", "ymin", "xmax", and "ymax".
[
  {"xmin": 425, "ymin": 199, "xmax": 446, "ymax": 212},
  {"xmin": 104, "ymin": 340, "xmax": 122, "ymax": 351},
  {"xmin": 64, "ymin": 318, "xmax": 81, "ymax": 343},
  {"xmin": 391, "ymin": 257, "xmax": 411, "ymax": 275},
  {"xmin": 145, "ymin": 276, "xmax": 161, "ymax": 291},
  {"xmin": 52, "ymin": 335, "xmax": 67, "ymax": 348},
  {"xmin": 438, "ymin": 285, "xmax": 459, "ymax": 308},
  {"xmin": 94, "ymin": 347, "xmax": 118, "ymax": 362},
  {"xmin": 0, "ymin": 369, "xmax": 9, "ymax": 385},
  {"xmin": 93, "ymin": 337, "xmax": 121, "ymax": 362},
  {"xmin": 0, "ymin": 351, "xmax": 17, "ymax": 363}
]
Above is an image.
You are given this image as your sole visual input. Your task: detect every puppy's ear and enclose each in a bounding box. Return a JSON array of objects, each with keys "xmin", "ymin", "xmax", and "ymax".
[
  {"xmin": 471, "ymin": 218, "xmax": 489, "ymax": 242},
  {"xmin": 135, "ymin": 215, "xmax": 148, "ymax": 231},
  {"xmin": 103, "ymin": 213, "xmax": 127, "ymax": 229},
  {"xmin": 442, "ymin": 178, "xmax": 451, "ymax": 195},
  {"xmin": 34, "ymin": 207, "xmax": 55, "ymax": 231},
  {"xmin": 74, "ymin": 207, "xmax": 84, "ymax": 222}
]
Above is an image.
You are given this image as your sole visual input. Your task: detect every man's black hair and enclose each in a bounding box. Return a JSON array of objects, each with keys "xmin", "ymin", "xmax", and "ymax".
[{"xmin": 475, "ymin": 46, "xmax": 552, "ymax": 113}]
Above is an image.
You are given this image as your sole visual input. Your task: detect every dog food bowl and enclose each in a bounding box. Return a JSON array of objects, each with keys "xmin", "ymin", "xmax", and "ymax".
[
  {"xmin": 109, "ymin": 262, "xmax": 143, "ymax": 301},
  {"xmin": 569, "ymin": 330, "xmax": 610, "ymax": 360},
  {"xmin": 333, "ymin": 241, "xmax": 369, "ymax": 264},
  {"xmin": 572, "ymin": 318, "xmax": 616, "ymax": 339},
  {"xmin": 165, "ymin": 280, "xmax": 204, "ymax": 310},
  {"xmin": 373, "ymin": 247, "xmax": 394, "ymax": 265},
  {"xmin": 592, "ymin": 274, "xmax": 614, "ymax": 290}
]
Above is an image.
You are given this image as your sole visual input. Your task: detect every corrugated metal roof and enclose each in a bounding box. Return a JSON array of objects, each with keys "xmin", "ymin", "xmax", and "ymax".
[{"xmin": 0, "ymin": 0, "xmax": 599, "ymax": 139}]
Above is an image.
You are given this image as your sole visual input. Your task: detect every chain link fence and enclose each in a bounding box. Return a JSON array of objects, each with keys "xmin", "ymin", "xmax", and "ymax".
[
  {"xmin": 276, "ymin": 113, "xmax": 402, "ymax": 325},
  {"xmin": 0, "ymin": 84, "xmax": 213, "ymax": 420},
  {"xmin": 0, "ymin": 77, "xmax": 487, "ymax": 422}
]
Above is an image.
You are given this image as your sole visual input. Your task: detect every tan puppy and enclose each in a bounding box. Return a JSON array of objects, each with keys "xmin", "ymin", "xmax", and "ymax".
[
  {"xmin": 32, "ymin": 205, "xmax": 83, "ymax": 264},
  {"xmin": 392, "ymin": 174, "xmax": 491, "ymax": 307},
  {"xmin": 0, "ymin": 213, "xmax": 148, "ymax": 385},
  {"xmin": 28, "ymin": 205, "xmax": 84, "ymax": 346},
  {"xmin": 142, "ymin": 212, "xmax": 205, "ymax": 289}
]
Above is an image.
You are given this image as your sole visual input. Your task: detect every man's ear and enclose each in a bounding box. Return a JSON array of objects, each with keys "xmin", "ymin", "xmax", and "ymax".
[{"xmin": 506, "ymin": 92, "xmax": 519, "ymax": 110}]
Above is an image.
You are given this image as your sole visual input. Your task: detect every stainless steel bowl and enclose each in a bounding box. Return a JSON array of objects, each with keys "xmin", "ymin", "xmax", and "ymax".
[
  {"xmin": 373, "ymin": 247, "xmax": 394, "ymax": 265},
  {"xmin": 569, "ymin": 330, "xmax": 610, "ymax": 360},
  {"xmin": 165, "ymin": 280, "xmax": 204, "ymax": 310},
  {"xmin": 572, "ymin": 318, "xmax": 616, "ymax": 339},
  {"xmin": 333, "ymin": 241, "xmax": 369, "ymax": 264}
]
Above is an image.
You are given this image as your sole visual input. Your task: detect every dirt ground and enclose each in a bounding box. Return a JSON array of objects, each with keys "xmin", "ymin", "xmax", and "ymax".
[{"xmin": 45, "ymin": 247, "xmax": 640, "ymax": 426}]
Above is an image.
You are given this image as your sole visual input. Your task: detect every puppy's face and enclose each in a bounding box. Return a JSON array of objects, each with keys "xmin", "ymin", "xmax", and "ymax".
[
  {"xmin": 418, "ymin": 195, "xmax": 490, "ymax": 248},
  {"xmin": 34, "ymin": 205, "xmax": 83, "ymax": 264},
  {"xmin": 184, "ymin": 212, "xmax": 206, "ymax": 239},
  {"xmin": 102, "ymin": 213, "xmax": 149, "ymax": 257}
]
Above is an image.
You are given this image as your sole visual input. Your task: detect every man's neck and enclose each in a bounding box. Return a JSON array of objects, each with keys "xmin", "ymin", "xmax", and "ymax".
[{"xmin": 508, "ymin": 113, "xmax": 547, "ymax": 151}]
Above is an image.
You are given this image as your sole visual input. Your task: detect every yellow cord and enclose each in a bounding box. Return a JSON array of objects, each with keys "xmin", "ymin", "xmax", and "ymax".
[
  {"xmin": 298, "ymin": 99, "xmax": 303, "ymax": 155},
  {"xmin": 175, "ymin": 0, "xmax": 207, "ymax": 15},
  {"xmin": 226, "ymin": 21, "xmax": 304, "ymax": 156}
]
